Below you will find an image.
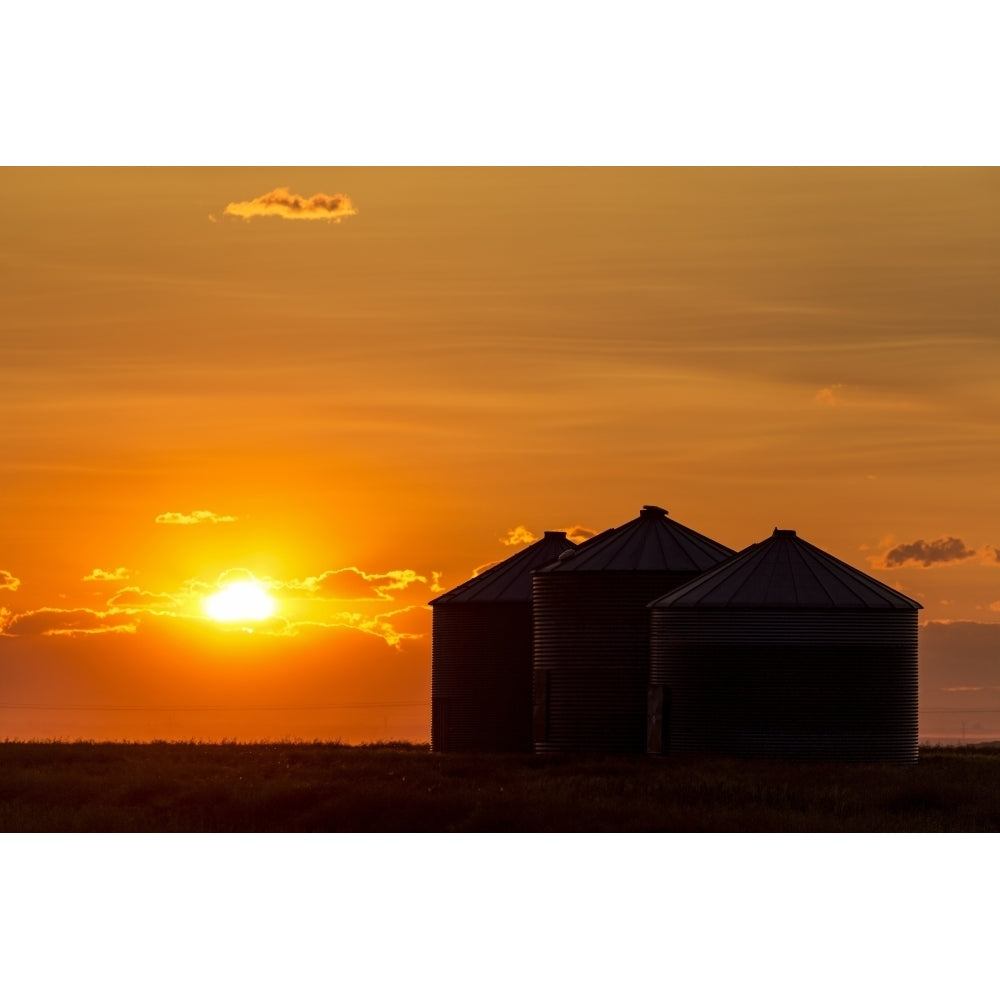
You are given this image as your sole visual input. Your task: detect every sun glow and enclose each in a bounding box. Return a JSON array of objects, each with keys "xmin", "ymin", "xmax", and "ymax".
[{"xmin": 204, "ymin": 581, "xmax": 276, "ymax": 622}]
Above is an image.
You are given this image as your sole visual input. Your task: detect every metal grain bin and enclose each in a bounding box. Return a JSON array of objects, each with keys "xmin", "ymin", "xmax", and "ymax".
[
  {"xmin": 430, "ymin": 530, "xmax": 577, "ymax": 752},
  {"xmin": 533, "ymin": 505, "xmax": 734, "ymax": 753},
  {"xmin": 648, "ymin": 528, "xmax": 922, "ymax": 763}
]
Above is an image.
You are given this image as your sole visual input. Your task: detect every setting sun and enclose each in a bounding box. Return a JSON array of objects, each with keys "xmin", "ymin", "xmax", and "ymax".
[{"xmin": 204, "ymin": 581, "xmax": 276, "ymax": 622}]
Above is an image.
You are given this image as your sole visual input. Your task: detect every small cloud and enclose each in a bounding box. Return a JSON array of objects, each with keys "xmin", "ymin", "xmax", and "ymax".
[
  {"xmin": 943, "ymin": 686, "xmax": 985, "ymax": 693},
  {"xmin": 107, "ymin": 587, "xmax": 180, "ymax": 610},
  {"xmin": 879, "ymin": 536, "xmax": 977, "ymax": 568},
  {"xmin": 0, "ymin": 570, "xmax": 20, "ymax": 591},
  {"xmin": 981, "ymin": 546, "xmax": 1000, "ymax": 565},
  {"xmin": 83, "ymin": 567, "xmax": 131, "ymax": 582},
  {"xmin": 501, "ymin": 526, "xmax": 536, "ymax": 547},
  {"xmin": 815, "ymin": 383, "xmax": 848, "ymax": 406},
  {"xmin": 208, "ymin": 213, "xmax": 217, "ymax": 223},
  {"xmin": 560, "ymin": 525, "xmax": 598, "ymax": 544},
  {"xmin": 155, "ymin": 510, "xmax": 237, "ymax": 525},
  {"xmin": 429, "ymin": 571, "xmax": 445, "ymax": 594},
  {"xmin": 224, "ymin": 187, "xmax": 357, "ymax": 223},
  {"xmin": 472, "ymin": 560, "xmax": 501, "ymax": 577}
]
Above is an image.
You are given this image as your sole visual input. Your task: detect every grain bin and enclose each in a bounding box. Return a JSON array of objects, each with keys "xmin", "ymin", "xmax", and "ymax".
[
  {"xmin": 532, "ymin": 506, "xmax": 734, "ymax": 753},
  {"xmin": 430, "ymin": 530, "xmax": 577, "ymax": 752},
  {"xmin": 648, "ymin": 528, "xmax": 921, "ymax": 762}
]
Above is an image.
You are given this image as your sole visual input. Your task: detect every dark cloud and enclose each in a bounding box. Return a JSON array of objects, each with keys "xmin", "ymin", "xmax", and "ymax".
[
  {"xmin": 0, "ymin": 569, "xmax": 20, "ymax": 591},
  {"xmin": 224, "ymin": 187, "xmax": 357, "ymax": 223},
  {"xmin": 883, "ymin": 536, "xmax": 977, "ymax": 568}
]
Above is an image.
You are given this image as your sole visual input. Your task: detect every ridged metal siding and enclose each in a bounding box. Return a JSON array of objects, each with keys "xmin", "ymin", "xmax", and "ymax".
[
  {"xmin": 533, "ymin": 571, "xmax": 700, "ymax": 753},
  {"xmin": 432, "ymin": 603, "xmax": 534, "ymax": 752},
  {"xmin": 649, "ymin": 608, "xmax": 919, "ymax": 762},
  {"xmin": 430, "ymin": 531, "xmax": 575, "ymax": 752}
]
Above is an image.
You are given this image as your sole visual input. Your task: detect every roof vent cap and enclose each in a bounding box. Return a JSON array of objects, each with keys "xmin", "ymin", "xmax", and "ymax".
[
  {"xmin": 543, "ymin": 531, "xmax": 568, "ymax": 539},
  {"xmin": 640, "ymin": 505, "xmax": 668, "ymax": 519},
  {"xmin": 772, "ymin": 528, "xmax": 797, "ymax": 537}
]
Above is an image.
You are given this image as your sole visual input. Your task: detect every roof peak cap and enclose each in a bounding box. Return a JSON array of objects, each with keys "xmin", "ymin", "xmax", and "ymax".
[
  {"xmin": 772, "ymin": 528, "xmax": 797, "ymax": 537},
  {"xmin": 640, "ymin": 505, "xmax": 668, "ymax": 518}
]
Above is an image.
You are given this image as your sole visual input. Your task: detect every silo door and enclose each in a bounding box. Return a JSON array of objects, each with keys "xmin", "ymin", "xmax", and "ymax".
[{"xmin": 647, "ymin": 684, "xmax": 665, "ymax": 755}]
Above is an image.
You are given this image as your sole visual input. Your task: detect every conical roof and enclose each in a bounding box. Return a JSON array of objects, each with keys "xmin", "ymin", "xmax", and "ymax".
[
  {"xmin": 430, "ymin": 531, "xmax": 577, "ymax": 604},
  {"xmin": 539, "ymin": 505, "xmax": 734, "ymax": 573},
  {"xmin": 649, "ymin": 528, "xmax": 922, "ymax": 610}
]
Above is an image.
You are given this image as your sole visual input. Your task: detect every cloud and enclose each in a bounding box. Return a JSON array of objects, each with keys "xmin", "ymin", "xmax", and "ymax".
[
  {"xmin": 880, "ymin": 537, "xmax": 977, "ymax": 568},
  {"xmin": 224, "ymin": 187, "xmax": 357, "ymax": 223},
  {"xmin": 107, "ymin": 588, "xmax": 180, "ymax": 610},
  {"xmin": 981, "ymin": 546, "xmax": 1000, "ymax": 565},
  {"xmin": 815, "ymin": 383, "xmax": 848, "ymax": 406},
  {"xmin": 560, "ymin": 525, "xmax": 598, "ymax": 544},
  {"xmin": 83, "ymin": 567, "xmax": 131, "ymax": 582},
  {"xmin": 2, "ymin": 606, "xmax": 138, "ymax": 637},
  {"xmin": 277, "ymin": 567, "xmax": 429, "ymax": 602},
  {"xmin": 155, "ymin": 510, "xmax": 237, "ymax": 525},
  {"xmin": 501, "ymin": 525, "xmax": 536, "ymax": 547},
  {"xmin": 331, "ymin": 605, "xmax": 429, "ymax": 647},
  {"xmin": 0, "ymin": 570, "xmax": 20, "ymax": 591},
  {"xmin": 472, "ymin": 560, "xmax": 500, "ymax": 577}
]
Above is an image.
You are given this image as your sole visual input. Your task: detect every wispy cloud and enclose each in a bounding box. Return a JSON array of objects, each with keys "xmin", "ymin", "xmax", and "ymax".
[
  {"xmin": 815, "ymin": 383, "xmax": 848, "ymax": 406},
  {"xmin": 106, "ymin": 588, "xmax": 180, "ymax": 610},
  {"xmin": 224, "ymin": 187, "xmax": 357, "ymax": 223},
  {"xmin": 1, "ymin": 606, "xmax": 139, "ymax": 637},
  {"xmin": 155, "ymin": 510, "xmax": 237, "ymax": 525},
  {"xmin": 278, "ymin": 567, "xmax": 428, "ymax": 602},
  {"xmin": 879, "ymin": 536, "xmax": 977, "ymax": 568},
  {"xmin": 330, "ymin": 605, "xmax": 429, "ymax": 647},
  {"xmin": 0, "ymin": 570, "xmax": 20, "ymax": 591},
  {"xmin": 501, "ymin": 526, "xmax": 536, "ymax": 547},
  {"xmin": 83, "ymin": 567, "xmax": 131, "ymax": 582}
]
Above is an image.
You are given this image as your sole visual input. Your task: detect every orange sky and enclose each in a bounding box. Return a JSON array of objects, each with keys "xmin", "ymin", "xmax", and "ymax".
[{"xmin": 2, "ymin": 167, "xmax": 999, "ymax": 742}]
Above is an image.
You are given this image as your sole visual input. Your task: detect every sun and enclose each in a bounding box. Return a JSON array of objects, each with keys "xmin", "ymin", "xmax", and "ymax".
[{"xmin": 204, "ymin": 581, "xmax": 276, "ymax": 622}]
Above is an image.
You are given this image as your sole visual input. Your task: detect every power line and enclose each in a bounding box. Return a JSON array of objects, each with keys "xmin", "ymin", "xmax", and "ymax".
[{"xmin": 0, "ymin": 702, "xmax": 430, "ymax": 712}]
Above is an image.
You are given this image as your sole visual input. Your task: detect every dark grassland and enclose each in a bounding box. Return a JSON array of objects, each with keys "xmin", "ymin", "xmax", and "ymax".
[{"xmin": 1, "ymin": 741, "xmax": 998, "ymax": 832}]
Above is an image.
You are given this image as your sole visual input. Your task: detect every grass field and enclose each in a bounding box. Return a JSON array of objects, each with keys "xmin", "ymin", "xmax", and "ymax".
[{"xmin": 2, "ymin": 740, "xmax": 998, "ymax": 832}]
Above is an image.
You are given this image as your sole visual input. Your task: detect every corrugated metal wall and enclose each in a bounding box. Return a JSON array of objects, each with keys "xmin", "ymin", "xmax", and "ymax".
[
  {"xmin": 649, "ymin": 608, "xmax": 919, "ymax": 762},
  {"xmin": 431, "ymin": 603, "xmax": 534, "ymax": 752},
  {"xmin": 533, "ymin": 571, "xmax": 697, "ymax": 753}
]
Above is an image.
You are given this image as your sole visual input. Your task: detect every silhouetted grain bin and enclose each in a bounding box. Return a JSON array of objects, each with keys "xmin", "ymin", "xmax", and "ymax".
[
  {"xmin": 533, "ymin": 506, "xmax": 734, "ymax": 753},
  {"xmin": 430, "ymin": 530, "xmax": 577, "ymax": 752},
  {"xmin": 647, "ymin": 528, "xmax": 922, "ymax": 762}
]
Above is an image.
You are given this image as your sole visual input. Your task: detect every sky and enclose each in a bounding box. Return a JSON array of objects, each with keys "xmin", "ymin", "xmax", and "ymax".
[{"xmin": 2, "ymin": 167, "xmax": 998, "ymax": 743}]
